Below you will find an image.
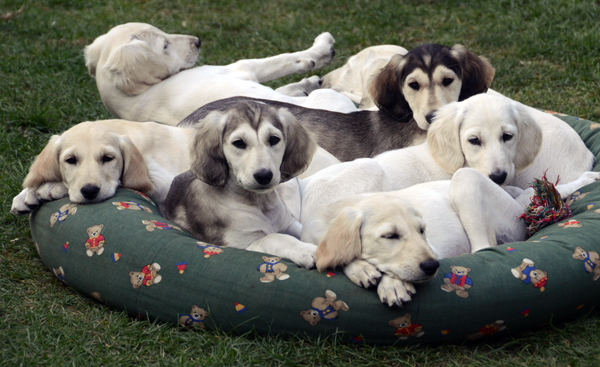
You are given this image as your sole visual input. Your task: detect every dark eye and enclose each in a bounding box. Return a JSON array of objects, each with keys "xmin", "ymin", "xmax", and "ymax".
[
  {"xmin": 232, "ymin": 139, "xmax": 246, "ymax": 149},
  {"xmin": 420, "ymin": 227, "xmax": 425, "ymax": 235},
  {"xmin": 408, "ymin": 82, "xmax": 419, "ymax": 91},
  {"xmin": 442, "ymin": 78, "xmax": 454, "ymax": 86},
  {"xmin": 164, "ymin": 40, "xmax": 169, "ymax": 49},
  {"xmin": 383, "ymin": 233, "xmax": 400, "ymax": 240},
  {"xmin": 502, "ymin": 133, "xmax": 513, "ymax": 142},
  {"xmin": 269, "ymin": 136, "xmax": 281, "ymax": 146},
  {"xmin": 468, "ymin": 137, "xmax": 481, "ymax": 146},
  {"xmin": 102, "ymin": 155, "xmax": 114, "ymax": 163},
  {"xmin": 65, "ymin": 157, "xmax": 77, "ymax": 165}
]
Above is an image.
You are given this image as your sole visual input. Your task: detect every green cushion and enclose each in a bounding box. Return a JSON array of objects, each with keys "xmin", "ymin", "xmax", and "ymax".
[{"xmin": 30, "ymin": 111, "xmax": 600, "ymax": 345}]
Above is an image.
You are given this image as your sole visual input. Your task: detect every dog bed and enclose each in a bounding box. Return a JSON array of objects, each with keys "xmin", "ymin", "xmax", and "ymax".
[{"xmin": 30, "ymin": 111, "xmax": 600, "ymax": 345}]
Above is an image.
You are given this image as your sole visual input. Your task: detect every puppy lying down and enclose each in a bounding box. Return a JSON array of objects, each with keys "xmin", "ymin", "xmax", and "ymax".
[
  {"xmin": 302, "ymin": 168, "xmax": 599, "ymax": 306},
  {"xmin": 161, "ymin": 101, "xmax": 319, "ymax": 268}
]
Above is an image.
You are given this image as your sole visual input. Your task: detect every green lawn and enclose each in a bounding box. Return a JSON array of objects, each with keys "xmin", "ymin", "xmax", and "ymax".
[{"xmin": 2, "ymin": 0, "xmax": 600, "ymax": 365}]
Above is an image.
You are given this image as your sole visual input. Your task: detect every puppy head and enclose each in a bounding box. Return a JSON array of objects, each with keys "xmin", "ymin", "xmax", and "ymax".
[
  {"xmin": 370, "ymin": 44, "xmax": 494, "ymax": 130},
  {"xmin": 84, "ymin": 22, "xmax": 200, "ymax": 95},
  {"xmin": 23, "ymin": 121, "xmax": 152, "ymax": 203},
  {"xmin": 190, "ymin": 101, "xmax": 316, "ymax": 191},
  {"xmin": 316, "ymin": 194, "xmax": 439, "ymax": 283},
  {"xmin": 428, "ymin": 94, "xmax": 542, "ymax": 185}
]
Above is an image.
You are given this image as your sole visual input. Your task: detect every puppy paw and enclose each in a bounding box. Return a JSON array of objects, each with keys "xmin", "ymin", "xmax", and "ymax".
[
  {"xmin": 343, "ymin": 260, "xmax": 382, "ymax": 288},
  {"xmin": 578, "ymin": 171, "xmax": 600, "ymax": 187},
  {"xmin": 291, "ymin": 243, "xmax": 318, "ymax": 269},
  {"xmin": 300, "ymin": 32, "xmax": 335, "ymax": 71},
  {"xmin": 35, "ymin": 182, "xmax": 68, "ymax": 201},
  {"xmin": 377, "ymin": 275, "xmax": 415, "ymax": 307},
  {"xmin": 11, "ymin": 188, "xmax": 40, "ymax": 215},
  {"xmin": 275, "ymin": 76, "xmax": 323, "ymax": 97}
]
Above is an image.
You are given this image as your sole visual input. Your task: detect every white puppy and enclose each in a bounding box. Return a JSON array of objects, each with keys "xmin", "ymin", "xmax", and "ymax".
[
  {"xmin": 84, "ymin": 22, "xmax": 351, "ymax": 125},
  {"xmin": 11, "ymin": 120, "xmax": 194, "ymax": 215},
  {"xmin": 161, "ymin": 101, "xmax": 319, "ymax": 268}
]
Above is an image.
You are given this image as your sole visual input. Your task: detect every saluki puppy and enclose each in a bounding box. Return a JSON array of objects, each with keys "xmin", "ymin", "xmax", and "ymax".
[{"xmin": 161, "ymin": 101, "xmax": 319, "ymax": 268}]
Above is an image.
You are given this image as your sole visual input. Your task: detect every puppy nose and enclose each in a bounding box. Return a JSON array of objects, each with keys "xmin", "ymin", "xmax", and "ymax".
[
  {"xmin": 254, "ymin": 170, "xmax": 273, "ymax": 185},
  {"xmin": 425, "ymin": 112, "xmax": 435, "ymax": 124},
  {"xmin": 192, "ymin": 37, "xmax": 201, "ymax": 48},
  {"xmin": 81, "ymin": 185, "xmax": 100, "ymax": 200},
  {"xmin": 419, "ymin": 259, "xmax": 440, "ymax": 276},
  {"xmin": 489, "ymin": 171, "xmax": 507, "ymax": 185}
]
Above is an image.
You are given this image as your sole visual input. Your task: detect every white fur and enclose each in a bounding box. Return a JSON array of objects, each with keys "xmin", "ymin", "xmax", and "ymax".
[
  {"xmin": 84, "ymin": 22, "xmax": 351, "ymax": 125},
  {"xmin": 11, "ymin": 120, "xmax": 195, "ymax": 215}
]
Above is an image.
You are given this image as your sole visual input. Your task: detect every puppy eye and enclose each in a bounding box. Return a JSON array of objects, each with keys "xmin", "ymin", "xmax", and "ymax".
[
  {"xmin": 502, "ymin": 133, "xmax": 514, "ymax": 142},
  {"xmin": 102, "ymin": 155, "xmax": 114, "ymax": 163},
  {"xmin": 420, "ymin": 227, "xmax": 425, "ymax": 234},
  {"xmin": 468, "ymin": 137, "xmax": 481, "ymax": 146},
  {"xmin": 382, "ymin": 233, "xmax": 400, "ymax": 240},
  {"xmin": 65, "ymin": 157, "xmax": 77, "ymax": 165},
  {"xmin": 408, "ymin": 82, "xmax": 419, "ymax": 91},
  {"xmin": 164, "ymin": 41, "xmax": 169, "ymax": 49},
  {"xmin": 232, "ymin": 139, "xmax": 246, "ymax": 149},
  {"xmin": 269, "ymin": 136, "xmax": 281, "ymax": 146},
  {"xmin": 442, "ymin": 78, "xmax": 454, "ymax": 86}
]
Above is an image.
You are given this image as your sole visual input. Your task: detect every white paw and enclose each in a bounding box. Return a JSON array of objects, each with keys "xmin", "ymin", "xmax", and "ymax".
[
  {"xmin": 343, "ymin": 260, "xmax": 382, "ymax": 288},
  {"xmin": 377, "ymin": 275, "xmax": 415, "ymax": 307},
  {"xmin": 301, "ymin": 75, "xmax": 323, "ymax": 94},
  {"xmin": 578, "ymin": 171, "xmax": 600, "ymax": 187},
  {"xmin": 11, "ymin": 188, "xmax": 40, "ymax": 215},
  {"xmin": 35, "ymin": 182, "xmax": 68, "ymax": 201},
  {"xmin": 291, "ymin": 243, "xmax": 317, "ymax": 269},
  {"xmin": 301, "ymin": 32, "xmax": 335, "ymax": 72}
]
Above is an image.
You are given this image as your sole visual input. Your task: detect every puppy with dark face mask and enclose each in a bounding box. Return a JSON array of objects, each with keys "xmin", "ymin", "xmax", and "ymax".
[{"xmin": 161, "ymin": 101, "xmax": 318, "ymax": 268}]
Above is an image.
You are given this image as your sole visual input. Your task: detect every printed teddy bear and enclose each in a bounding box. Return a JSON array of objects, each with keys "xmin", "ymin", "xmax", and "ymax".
[
  {"xmin": 573, "ymin": 246, "xmax": 600, "ymax": 281},
  {"xmin": 300, "ymin": 290, "xmax": 349, "ymax": 326},
  {"xmin": 142, "ymin": 220, "xmax": 182, "ymax": 232},
  {"xmin": 197, "ymin": 241, "xmax": 224, "ymax": 257},
  {"xmin": 50, "ymin": 203, "xmax": 78, "ymax": 227},
  {"xmin": 388, "ymin": 314, "xmax": 424, "ymax": 340},
  {"xmin": 511, "ymin": 258, "xmax": 548, "ymax": 291},
  {"xmin": 53, "ymin": 266, "xmax": 67, "ymax": 285},
  {"xmin": 441, "ymin": 265, "xmax": 473, "ymax": 298},
  {"xmin": 558, "ymin": 219, "xmax": 582, "ymax": 229},
  {"xmin": 85, "ymin": 224, "xmax": 105, "ymax": 256},
  {"xmin": 566, "ymin": 191, "xmax": 588, "ymax": 206},
  {"xmin": 179, "ymin": 305, "xmax": 209, "ymax": 328},
  {"xmin": 257, "ymin": 256, "xmax": 290, "ymax": 283},
  {"xmin": 129, "ymin": 263, "xmax": 162, "ymax": 288},
  {"xmin": 467, "ymin": 320, "xmax": 506, "ymax": 340},
  {"xmin": 112, "ymin": 201, "xmax": 153, "ymax": 213}
]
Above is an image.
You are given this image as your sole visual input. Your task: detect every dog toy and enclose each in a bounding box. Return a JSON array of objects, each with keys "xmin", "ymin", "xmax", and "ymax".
[{"xmin": 519, "ymin": 174, "xmax": 572, "ymax": 237}]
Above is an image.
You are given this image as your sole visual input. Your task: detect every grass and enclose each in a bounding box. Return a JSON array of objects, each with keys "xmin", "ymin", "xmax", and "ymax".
[{"xmin": 1, "ymin": 0, "xmax": 600, "ymax": 365}]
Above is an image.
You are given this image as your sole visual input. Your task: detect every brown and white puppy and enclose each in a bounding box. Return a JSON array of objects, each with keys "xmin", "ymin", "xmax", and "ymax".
[
  {"xmin": 179, "ymin": 44, "xmax": 494, "ymax": 162},
  {"xmin": 161, "ymin": 101, "xmax": 319, "ymax": 268},
  {"xmin": 84, "ymin": 22, "xmax": 339, "ymax": 125},
  {"xmin": 11, "ymin": 120, "xmax": 194, "ymax": 215}
]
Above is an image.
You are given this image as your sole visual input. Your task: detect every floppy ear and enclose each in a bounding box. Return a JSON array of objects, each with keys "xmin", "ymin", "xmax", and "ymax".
[
  {"xmin": 451, "ymin": 44, "xmax": 495, "ymax": 101},
  {"xmin": 120, "ymin": 136, "xmax": 154, "ymax": 193},
  {"xmin": 278, "ymin": 108, "xmax": 317, "ymax": 182},
  {"xmin": 512, "ymin": 102, "xmax": 543, "ymax": 172},
  {"xmin": 23, "ymin": 135, "xmax": 62, "ymax": 188},
  {"xmin": 190, "ymin": 111, "xmax": 229, "ymax": 187},
  {"xmin": 83, "ymin": 34, "xmax": 107, "ymax": 78},
  {"xmin": 102, "ymin": 39, "xmax": 170, "ymax": 95},
  {"xmin": 370, "ymin": 54, "xmax": 412, "ymax": 121},
  {"xmin": 427, "ymin": 102, "xmax": 466, "ymax": 173},
  {"xmin": 316, "ymin": 206, "xmax": 363, "ymax": 272}
]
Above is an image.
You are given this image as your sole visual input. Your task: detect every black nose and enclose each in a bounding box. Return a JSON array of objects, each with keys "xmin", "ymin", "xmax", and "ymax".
[
  {"xmin": 254, "ymin": 170, "xmax": 273, "ymax": 186},
  {"xmin": 425, "ymin": 113, "xmax": 435, "ymax": 124},
  {"xmin": 489, "ymin": 171, "xmax": 507, "ymax": 185},
  {"xmin": 419, "ymin": 259, "xmax": 440, "ymax": 276},
  {"xmin": 193, "ymin": 38, "xmax": 201, "ymax": 48},
  {"xmin": 81, "ymin": 185, "xmax": 100, "ymax": 200}
]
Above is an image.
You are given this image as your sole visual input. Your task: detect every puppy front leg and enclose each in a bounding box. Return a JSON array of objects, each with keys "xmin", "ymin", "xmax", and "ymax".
[
  {"xmin": 246, "ymin": 233, "xmax": 317, "ymax": 269},
  {"xmin": 225, "ymin": 32, "xmax": 335, "ymax": 83},
  {"xmin": 11, "ymin": 182, "xmax": 69, "ymax": 215},
  {"xmin": 450, "ymin": 168, "xmax": 526, "ymax": 252},
  {"xmin": 343, "ymin": 260, "xmax": 382, "ymax": 288},
  {"xmin": 553, "ymin": 171, "xmax": 600, "ymax": 200},
  {"xmin": 377, "ymin": 275, "xmax": 416, "ymax": 307}
]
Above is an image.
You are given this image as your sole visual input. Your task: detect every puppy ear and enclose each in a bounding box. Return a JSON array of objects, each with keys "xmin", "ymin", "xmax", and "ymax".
[
  {"xmin": 102, "ymin": 39, "xmax": 169, "ymax": 95},
  {"xmin": 279, "ymin": 108, "xmax": 317, "ymax": 182},
  {"xmin": 120, "ymin": 136, "xmax": 154, "ymax": 193},
  {"xmin": 427, "ymin": 102, "xmax": 466, "ymax": 173},
  {"xmin": 512, "ymin": 102, "xmax": 543, "ymax": 172},
  {"xmin": 451, "ymin": 44, "xmax": 495, "ymax": 101},
  {"xmin": 370, "ymin": 54, "xmax": 412, "ymax": 121},
  {"xmin": 190, "ymin": 111, "xmax": 229, "ymax": 187},
  {"xmin": 23, "ymin": 135, "xmax": 62, "ymax": 188},
  {"xmin": 83, "ymin": 34, "xmax": 107, "ymax": 78},
  {"xmin": 316, "ymin": 206, "xmax": 363, "ymax": 272}
]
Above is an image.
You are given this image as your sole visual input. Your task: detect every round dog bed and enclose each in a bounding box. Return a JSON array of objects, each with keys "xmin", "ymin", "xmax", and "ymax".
[{"xmin": 30, "ymin": 111, "xmax": 600, "ymax": 345}]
